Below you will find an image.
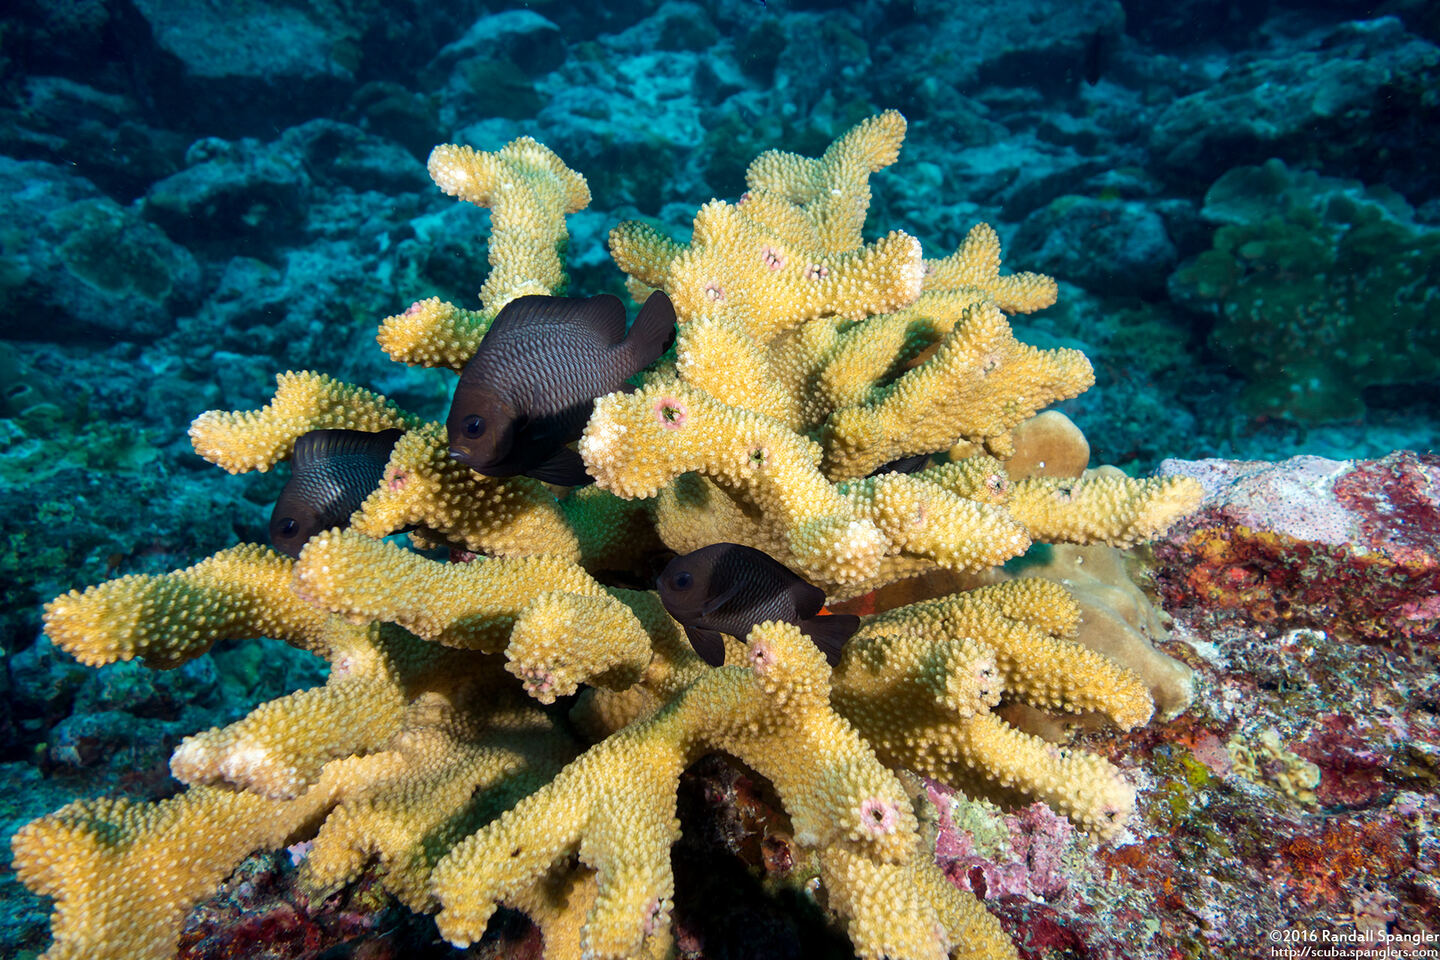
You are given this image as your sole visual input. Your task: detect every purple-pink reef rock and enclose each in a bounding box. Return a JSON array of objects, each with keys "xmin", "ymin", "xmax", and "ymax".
[{"xmin": 929, "ymin": 451, "xmax": 1438, "ymax": 959}]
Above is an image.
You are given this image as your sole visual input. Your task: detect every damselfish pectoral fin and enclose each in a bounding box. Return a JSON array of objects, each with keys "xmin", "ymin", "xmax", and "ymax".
[
  {"xmin": 526, "ymin": 446, "xmax": 594, "ymax": 486},
  {"xmin": 684, "ymin": 626, "xmax": 728, "ymax": 666},
  {"xmin": 699, "ymin": 582, "xmax": 742, "ymax": 618}
]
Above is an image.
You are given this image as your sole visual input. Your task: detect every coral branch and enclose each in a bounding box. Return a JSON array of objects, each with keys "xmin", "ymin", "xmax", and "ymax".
[
  {"xmin": 189, "ymin": 371, "xmax": 419, "ymax": 473},
  {"xmin": 12, "ymin": 785, "xmax": 327, "ymax": 960},
  {"xmin": 42, "ymin": 544, "xmax": 329, "ymax": 667}
]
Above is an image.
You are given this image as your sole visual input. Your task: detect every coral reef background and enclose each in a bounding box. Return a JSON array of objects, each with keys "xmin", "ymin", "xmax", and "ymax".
[{"xmin": 1, "ymin": 0, "xmax": 1437, "ymax": 958}]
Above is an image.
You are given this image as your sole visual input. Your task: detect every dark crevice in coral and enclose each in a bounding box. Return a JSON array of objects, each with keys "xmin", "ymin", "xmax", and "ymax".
[{"xmin": 671, "ymin": 752, "xmax": 852, "ymax": 960}]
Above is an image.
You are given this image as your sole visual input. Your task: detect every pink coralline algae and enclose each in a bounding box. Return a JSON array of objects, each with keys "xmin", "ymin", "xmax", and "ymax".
[
  {"xmin": 928, "ymin": 780, "xmax": 1075, "ymax": 902},
  {"xmin": 1298, "ymin": 712, "xmax": 1392, "ymax": 808},
  {"xmin": 1332, "ymin": 453, "xmax": 1440, "ymax": 566},
  {"xmin": 175, "ymin": 851, "xmax": 429, "ymax": 960},
  {"xmin": 1157, "ymin": 451, "xmax": 1440, "ymax": 557}
]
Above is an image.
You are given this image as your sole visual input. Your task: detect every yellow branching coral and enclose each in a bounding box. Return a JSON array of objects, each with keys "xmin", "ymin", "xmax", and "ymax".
[
  {"xmin": 744, "ymin": 108, "xmax": 908, "ymax": 254},
  {"xmin": 557, "ymin": 484, "xmax": 665, "ymax": 571},
  {"xmin": 582, "ymin": 376, "xmax": 1195, "ymax": 601},
  {"xmin": 806, "ymin": 292, "xmax": 986, "ymax": 419},
  {"xmin": 821, "ymin": 300, "xmax": 1095, "ymax": 477},
  {"xmin": 194, "ymin": 377, "xmax": 656, "ymax": 566},
  {"xmin": 348, "ymin": 422, "xmax": 581, "ymax": 559},
  {"xmin": 294, "ymin": 530, "xmax": 654, "ymax": 701},
  {"xmin": 12, "ymin": 785, "xmax": 323, "ymax": 960},
  {"xmin": 378, "ymin": 136, "xmax": 591, "ymax": 370},
  {"xmin": 189, "ymin": 371, "xmax": 421, "ymax": 473},
  {"xmin": 609, "ymin": 111, "xmax": 925, "ymax": 341},
  {"xmin": 15, "ymin": 115, "xmax": 1205, "ymax": 960},
  {"xmin": 42, "ymin": 543, "xmax": 330, "ymax": 667},
  {"xmin": 924, "ymin": 222, "xmax": 1059, "ymax": 312},
  {"xmin": 582, "ymin": 378, "xmax": 1036, "ymax": 590},
  {"xmin": 296, "ymin": 683, "xmax": 578, "ymax": 911},
  {"xmin": 611, "ymin": 200, "xmax": 926, "ymax": 341},
  {"xmin": 1004, "ymin": 467, "xmax": 1206, "ymax": 547},
  {"xmin": 24, "ymin": 534, "xmax": 583, "ymax": 959},
  {"xmin": 821, "ymin": 842, "xmax": 1017, "ymax": 960},
  {"xmin": 830, "ymin": 580, "xmax": 1150, "ymax": 836},
  {"xmin": 432, "ymin": 622, "xmax": 1014, "ymax": 960},
  {"xmin": 674, "ymin": 313, "xmax": 802, "ymax": 427},
  {"xmin": 168, "ymin": 620, "xmax": 420, "ymax": 800},
  {"xmin": 428, "ymin": 137, "xmax": 590, "ymax": 313}
]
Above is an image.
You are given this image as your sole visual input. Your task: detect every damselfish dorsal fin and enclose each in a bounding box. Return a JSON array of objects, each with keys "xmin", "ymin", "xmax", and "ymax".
[
  {"xmin": 292, "ymin": 428, "xmax": 405, "ymax": 470},
  {"xmin": 489, "ymin": 294, "xmax": 629, "ymax": 345}
]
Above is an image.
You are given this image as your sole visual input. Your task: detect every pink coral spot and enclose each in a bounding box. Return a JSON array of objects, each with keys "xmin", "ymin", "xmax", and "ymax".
[
  {"xmin": 387, "ymin": 469, "xmax": 408, "ymax": 492},
  {"xmin": 403, "ymin": 301, "xmax": 424, "ymax": 316},
  {"xmin": 641, "ymin": 897, "xmax": 667, "ymax": 935},
  {"xmin": 654, "ymin": 397, "xmax": 687, "ymax": 429},
  {"xmin": 975, "ymin": 663, "xmax": 997, "ymax": 700},
  {"xmin": 762, "ymin": 246, "xmax": 785, "ymax": 271},
  {"xmin": 748, "ymin": 639, "xmax": 772, "ymax": 672},
  {"xmin": 805, "ymin": 263, "xmax": 830, "ymax": 281},
  {"xmin": 859, "ymin": 798, "xmax": 899, "ymax": 837},
  {"xmin": 704, "ymin": 282, "xmax": 724, "ymax": 302}
]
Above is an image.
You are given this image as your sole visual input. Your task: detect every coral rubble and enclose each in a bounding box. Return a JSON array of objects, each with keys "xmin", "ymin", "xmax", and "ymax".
[{"xmin": 13, "ymin": 112, "xmax": 1201, "ymax": 960}]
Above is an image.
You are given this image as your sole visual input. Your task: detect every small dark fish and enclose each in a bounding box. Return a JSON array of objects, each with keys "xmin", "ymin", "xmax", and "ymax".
[
  {"xmin": 269, "ymin": 428, "xmax": 404, "ymax": 558},
  {"xmin": 1083, "ymin": 30, "xmax": 1115, "ymax": 86},
  {"xmin": 868, "ymin": 453, "xmax": 930, "ymax": 477},
  {"xmin": 447, "ymin": 291, "xmax": 676, "ymax": 486},
  {"xmin": 656, "ymin": 543, "xmax": 859, "ymax": 667}
]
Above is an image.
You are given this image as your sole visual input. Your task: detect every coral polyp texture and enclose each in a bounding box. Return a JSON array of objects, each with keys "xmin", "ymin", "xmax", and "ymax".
[{"xmin": 13, "ymin": 112, "xmax": 1203, "ymax": 960}]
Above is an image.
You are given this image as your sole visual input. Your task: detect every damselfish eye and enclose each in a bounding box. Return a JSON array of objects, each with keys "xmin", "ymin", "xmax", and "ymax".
[
  {"xmin": 464, "ymin": 415, "xmax": 486, "ymax": 438},
  {"xmin": 279, "ymin": 518, "xmax": 298, "ymax": 537},
  {"xmin": 673, "ymin": 570, "xmax": 693, "ymax": 590}
]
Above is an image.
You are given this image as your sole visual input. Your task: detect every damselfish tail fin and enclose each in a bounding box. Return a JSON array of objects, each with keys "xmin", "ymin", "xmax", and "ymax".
[
  {"xmin": 623, "ymin": 290, "xmax": 678, "ymax": 368},
  {"xmin": 800, "ymin": 614, "xmax": 860, "ymax": 667}
]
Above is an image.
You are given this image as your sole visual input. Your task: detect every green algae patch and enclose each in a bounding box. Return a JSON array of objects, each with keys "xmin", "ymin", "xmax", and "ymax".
[{"xmin": 1172, "ymin": 159, "xmax": 1440, "ymax": 421}]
